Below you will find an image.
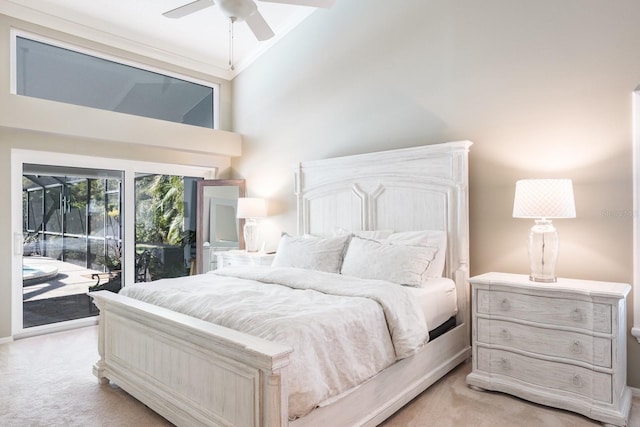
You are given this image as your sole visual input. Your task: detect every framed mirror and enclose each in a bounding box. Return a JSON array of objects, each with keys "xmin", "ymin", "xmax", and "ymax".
[{"xmin": 195, "ymin": 179, "xmax": 246, "ymax": 274}]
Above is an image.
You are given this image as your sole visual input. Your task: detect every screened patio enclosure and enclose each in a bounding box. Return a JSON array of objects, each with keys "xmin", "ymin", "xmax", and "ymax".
[
  {"xmin": 23, "ymin": 165, "xmax": 123, "ymax": 274},
  {"xmin": 21, "ymin": 164, "xmax": 200, "ymax": 328},
  {"xmin": 22, "ymin": 165, "xmax": 123, "ymax": 328}
]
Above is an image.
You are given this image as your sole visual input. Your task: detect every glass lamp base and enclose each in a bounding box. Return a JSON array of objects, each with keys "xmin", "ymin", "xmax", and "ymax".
[
  {"xmin": 243, "ymin": 218, "xmax": 259, "ymax": 253},
  {"xmin": 528, "ymin": 219, "xmax": 559, "ymax": 283}
]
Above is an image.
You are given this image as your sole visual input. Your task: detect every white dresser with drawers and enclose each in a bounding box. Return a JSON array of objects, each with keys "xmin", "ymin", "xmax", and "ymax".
[
  {"xmin": 213, "ymin": 249, "xmax": 275, "ymax": 269},
  {"xmin": 466, "ymin": 272, "xmax": 631, "ymax": 426}
]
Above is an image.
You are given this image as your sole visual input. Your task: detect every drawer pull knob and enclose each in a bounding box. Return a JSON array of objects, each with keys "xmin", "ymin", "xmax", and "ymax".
[
  {"xmin": 572, "ymin": 308, "xmax": 583, "ymax": 322},
  {"xmin": 572, "ymin": 374, "xmax": 583, "ymax": 388},
  {"xmin": 499, "ymin": 357, "xmax": 510, "ymax": 370},
  {"xmin": 500, "ymin": 328, "xmax": 511, "ymax": 340},
  {"xmin": 571, "ymin": 341, "xmax": 582, "ymax": 354},
  {"xmin": 501, "ymin": 299, "xmax": 510, "ymax": 311}
]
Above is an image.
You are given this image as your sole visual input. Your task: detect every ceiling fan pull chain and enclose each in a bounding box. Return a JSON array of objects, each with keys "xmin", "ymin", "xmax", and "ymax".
[
  {"xmin": 228, "ymin": 17, "xmax": 235, "ymax": 71},
  {"xmin": 163, "ymin": 1, "xmax": 336, "ymax": 68}
]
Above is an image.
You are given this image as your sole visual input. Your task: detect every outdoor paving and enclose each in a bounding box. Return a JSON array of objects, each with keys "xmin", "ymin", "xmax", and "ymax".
[{"xmin": 22, "ymin": 257, "xmax": 104, "ymax": 302}]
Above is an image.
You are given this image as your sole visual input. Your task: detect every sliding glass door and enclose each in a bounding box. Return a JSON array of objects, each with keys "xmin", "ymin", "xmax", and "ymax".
[
  {"xmin": 12, "ymin": 150, "xmax": 213, "ymax": 336},
  {"xmin": 22, "ymin": 166, "xmax": 123, "ymax": 328},
  {"xmin": 134, "ymin": 174, "xmax": 199, "ymax": 282}
]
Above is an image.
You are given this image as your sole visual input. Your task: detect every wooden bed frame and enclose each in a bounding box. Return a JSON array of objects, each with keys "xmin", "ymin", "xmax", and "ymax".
[{"xmin": 90, "ymin": 140, "xmax": 473, "ymax": 427}]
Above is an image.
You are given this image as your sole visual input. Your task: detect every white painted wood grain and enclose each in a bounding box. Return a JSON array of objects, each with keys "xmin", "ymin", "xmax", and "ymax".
[
  {"xmin": 467, "ymin": 273, "xmax": 631, "ymax": 426},
  {"xmin": 477, "ymin": 346, "xmax": 612, "ymax": 402},
  {"xmin": 477, "ymin": 289, "xmax": 611, "ymax": 333},
  {"xmin": 476, "ymin": 317, "xmax": 612, "ymax": 368},
  {"xmin": 215, "ymin": 250, "xmax": 275, "ymax": 268},
  {"xmin": 91, "ymin": 141, "xmax": 473, "ymax": 426}
]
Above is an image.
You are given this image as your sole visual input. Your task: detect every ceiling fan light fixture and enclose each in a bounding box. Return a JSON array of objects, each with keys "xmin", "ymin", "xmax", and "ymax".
[{"xmin": 162, "ymin": 0, "xmax": 336, "ymax": 66}]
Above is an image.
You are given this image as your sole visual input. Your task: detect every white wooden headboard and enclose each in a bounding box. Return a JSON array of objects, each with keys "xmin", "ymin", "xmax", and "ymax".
[{"xmin": 295, "ymin": 140, "xmax": 472, "ymax": 324}]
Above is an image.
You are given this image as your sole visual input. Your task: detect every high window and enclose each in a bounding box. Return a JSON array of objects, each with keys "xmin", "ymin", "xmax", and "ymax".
[{"xmin": 14, "ymin": 34, "xmax": 218, "ymax": 129}]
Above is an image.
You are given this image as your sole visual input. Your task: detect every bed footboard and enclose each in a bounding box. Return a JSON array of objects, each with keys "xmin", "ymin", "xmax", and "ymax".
[{"xmin": 90, "ymin": 290, "xmax": 292, "ymax": 427}]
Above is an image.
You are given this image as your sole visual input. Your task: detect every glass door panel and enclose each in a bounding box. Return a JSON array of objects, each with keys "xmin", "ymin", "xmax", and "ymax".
[
  {"xmin": 22, "ymin": 165, "xmax": 123, "ymax": 328},
  {"xmin": 135, "ymin": 174, "xmax": 200, "ymax": 282}
]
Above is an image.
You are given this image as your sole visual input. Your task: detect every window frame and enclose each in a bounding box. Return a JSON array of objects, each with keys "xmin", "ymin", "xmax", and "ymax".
[
  {"xmin": 632, "ymin": 90, "xmax": 640, "ymax": 344},
  {"xmin": 10, "ymin": 28, "xmax": 220, "ymax": 130}
]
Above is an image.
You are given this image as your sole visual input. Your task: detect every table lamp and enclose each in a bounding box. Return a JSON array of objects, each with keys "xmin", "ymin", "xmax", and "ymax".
[
  {"xmin": 512, "ymin": 179, "xmax": 576, "ymax": 282},
  {"xmin": 236, "ymin": 197, "xmax": 267, "ymax": 252}
]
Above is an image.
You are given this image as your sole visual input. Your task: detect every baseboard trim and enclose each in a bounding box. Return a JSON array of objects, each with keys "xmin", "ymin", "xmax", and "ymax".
[
  {"xmin": 14, "ymin": 317, "xmax": 98, "ymax": 340},
  {"xmin": 630, "ymin": 386, "xmax": 640, "ymax": 397},
  {"xmin": 0, "ymin": 335, "xmax": 14, "ymax": 345}
]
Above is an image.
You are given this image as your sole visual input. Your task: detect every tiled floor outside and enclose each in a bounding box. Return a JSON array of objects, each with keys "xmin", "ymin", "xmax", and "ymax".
[
  {"xmin": 22, "ymin": 256, "xmax": 108, "ymax": 327},
  {"xmin": 22, "ymin": 256, "xmax": 104, "ymax": 302}
]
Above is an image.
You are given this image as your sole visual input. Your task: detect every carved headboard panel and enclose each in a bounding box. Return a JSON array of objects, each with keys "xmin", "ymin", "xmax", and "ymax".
[
  {"xmin": 295, "ymin": 141, "xmax": 472, "ymax": 324},
  {"xmin": 295, "ymin": 141, "xmax": 471, "ymax": 276}
]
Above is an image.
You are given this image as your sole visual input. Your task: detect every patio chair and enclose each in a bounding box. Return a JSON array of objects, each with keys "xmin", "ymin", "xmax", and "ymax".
[{"xmin": 135, "ymin": 250, "xmax": 152, "ymax": 282}]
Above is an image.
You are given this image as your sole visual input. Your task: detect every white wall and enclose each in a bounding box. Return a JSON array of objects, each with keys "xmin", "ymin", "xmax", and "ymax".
[
  {"xmin": 231, "ymin": 0, "xmax": 640, "ymax": 385},
  {"xmin": 0, "ymin": 13, "xmax": 240, "ymax": 339}
]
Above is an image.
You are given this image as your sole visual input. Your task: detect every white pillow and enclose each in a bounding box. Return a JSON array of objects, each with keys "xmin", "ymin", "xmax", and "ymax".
[
  {"xmin": 384, "ymin": 230, "xmax": 447, "ymax": 278},
  {"xmin": 341, "ymin": 236, "xmax": 438, "ymax": 287},
  {"xmin": 333, "ymin": 228, "xmax": 394, "ymax": 240},
  {"xmin": 272, "ymin": 234, "xmax": 350, "ymax": 273}
]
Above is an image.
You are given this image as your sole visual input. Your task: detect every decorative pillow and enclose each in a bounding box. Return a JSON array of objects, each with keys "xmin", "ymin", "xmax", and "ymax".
[
  {"xmin": 384, "ymin": 230, "xmax": 447, "ymax": 278},
  {"xmin": 272, "ymin": 233, "xmax": 351, "ymax": 273},
  {"xmin": 340, "ymin": 236, "xmax": 439, "ymax": 287}
]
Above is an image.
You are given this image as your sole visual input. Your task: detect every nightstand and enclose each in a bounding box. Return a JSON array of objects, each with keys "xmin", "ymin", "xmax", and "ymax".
[
  {"xmin": 466, "ymin": 272, "xmax": 631, "ymax": 426},
  {"xmin": 214, "ymin": 250, "xmax": 275, "ymax": 269}
]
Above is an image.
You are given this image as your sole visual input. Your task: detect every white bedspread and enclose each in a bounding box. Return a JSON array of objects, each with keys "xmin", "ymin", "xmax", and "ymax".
[{"xmin": 119, "ymin": 266, "xmax": 429, "ymax": 418}]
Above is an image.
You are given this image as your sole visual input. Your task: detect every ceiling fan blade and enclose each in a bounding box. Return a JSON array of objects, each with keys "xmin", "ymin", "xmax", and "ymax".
[
  {"xmin": 245, "ymin": 11, "xmax": 275, "ymax": 41},
  {"xmin": 258, "ymin": 0, "xmax": 335, "ymax": 8},
  {"xmin": 163, "ymin": 0, "xmax": 215, "ymax": 19}
]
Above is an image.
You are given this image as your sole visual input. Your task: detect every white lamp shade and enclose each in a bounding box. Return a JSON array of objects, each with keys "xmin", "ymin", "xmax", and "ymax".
[
  {"xmin": 236, "ymin": 197, "xmax": 267, "ymax": 219},
  {"xmin": 513, "ymin": 179, "xmax": 576, "ymax": 219}
]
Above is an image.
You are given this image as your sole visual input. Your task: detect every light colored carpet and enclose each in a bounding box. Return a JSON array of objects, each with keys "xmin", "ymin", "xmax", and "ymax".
[{"xmin": 1, "ymin": 326, "xmax": 638, "ymax": 426}]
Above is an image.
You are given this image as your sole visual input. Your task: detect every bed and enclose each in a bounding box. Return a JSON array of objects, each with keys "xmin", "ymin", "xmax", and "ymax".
[{"xmin": 90, "ymin": 140, "xmax": 473, "ymax": 426}]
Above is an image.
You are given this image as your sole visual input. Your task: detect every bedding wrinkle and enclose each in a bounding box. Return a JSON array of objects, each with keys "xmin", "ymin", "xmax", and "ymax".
[
  {"xmin": 214, "ymin": 267, "xmax": 431, "ymax": 356},
  {"xmin": 119, "ymin": 266, "xmax": 425, "ymax": 419}
]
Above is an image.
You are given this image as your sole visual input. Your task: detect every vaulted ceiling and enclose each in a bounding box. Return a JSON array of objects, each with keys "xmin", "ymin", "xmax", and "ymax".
[{"xmin": 2, "ymin": 0, "xmax": 329, "ymax": 79}]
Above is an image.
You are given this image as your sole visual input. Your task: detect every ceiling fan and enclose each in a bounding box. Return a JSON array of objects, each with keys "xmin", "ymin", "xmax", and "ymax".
[{"xmin": 163, "ymin": 0, "xmax": 336, "ymax": 69}]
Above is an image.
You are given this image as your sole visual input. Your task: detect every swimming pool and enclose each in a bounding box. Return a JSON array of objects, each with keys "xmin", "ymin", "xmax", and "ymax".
[{"xmin": 22, "ymin": 257, "xmax": 59, "ymax": 285}]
